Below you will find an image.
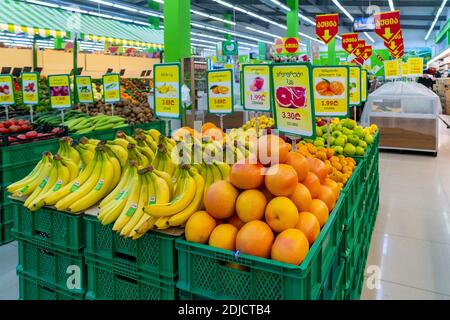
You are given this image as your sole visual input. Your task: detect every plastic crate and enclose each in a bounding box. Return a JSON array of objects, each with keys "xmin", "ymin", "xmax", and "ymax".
[
  {"xmin": 318, "ymin": 252, "xmax": 344, "ymax": 300},
  {"xmin": 132, "ymin": 120, "xmax": 166, "ymax": 135},
  {"xmin": 0, "ymin": 221, "xmax": 14, "ymax": 245},
  {"xmin": 0, "ymin": 202, "xmax": 14, "ymax": 225},
  {"xmin": 0, "ymin": 138, "xmax": 60, "ymax": 169},
  {"xmin": 0, "ymin": 160, "xmax": 39, "ymax": 189},
  {"xmin": 176, "ymin": 196, "xmax": 345, "ymax": 300},
  {"xmin": 17, "ymin": 240, "xmax": 86, "ymax": 294},
  {"xmin": 179, "ymin": 289, "xmax": 211, "ymax": 300},
  {"xmin": 341, "ymin": 159, "xmax": 365, "ymax": 224},
  {"xmin": 341, "ymin": 201, "xmax": 365, "ymax": 260},
  {"xmin": 11, "ymin": 201, "xmax": 85, "ymax": 254},
  {"xmin": 85, "ymin": 256, "xmax": 177, "ymax": 300},
  {"xmin": 352, "ymin": 131, "xmax": 379, "ymax": 181},
  {"xmin": 18, "ymin": 271, "xmax": 84, "ymax": 300},
  {"xmin": 69, "ymin": 125, "xmax": 133, "ymax": 141},
  {"xmin": 84, "ymin": 215, "xmax": 179, "ymax": 281}
]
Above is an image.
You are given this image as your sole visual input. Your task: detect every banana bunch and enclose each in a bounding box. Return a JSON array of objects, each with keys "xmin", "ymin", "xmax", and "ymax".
[
  {"xmin": 74, "ymin": 137, "xmax": 97, "ymax": 167},
  {"xmin": 152, "ymin": 138, "xmax": 177, "ymax": 176},
  {"xmin": 133, "ymin": 165, "xmax": 204, "ymax": 237}
]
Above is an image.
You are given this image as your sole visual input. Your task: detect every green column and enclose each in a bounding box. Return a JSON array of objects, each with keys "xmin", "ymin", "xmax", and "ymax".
[
  {"xmin": 286, "ymin": 0, "xmax": 299, "ymax": 37},
  {"xmin": 224, "ymin": 13, "xmax": 233, "ymax": 41},
  {"xmin": 148, "ymin": 0, "xmax": 161, "ymax": 29},
  {"xmin": 328, "ymin": 38, "xmax": 336, "ymax": 65},
  {"xmin": 164, "ymin": 0, "xmax": 191, "ymax": 62},
  {"xmin": 54, "ymin": 37, "xmax": 64, "ymax": 49},
  {"xmin": 32, "ymin": 36, "xmax": 38, "ymax": 70},
  {"xmin": 258, "ymin": 42, "xmax": 266, "ymax": 60}
]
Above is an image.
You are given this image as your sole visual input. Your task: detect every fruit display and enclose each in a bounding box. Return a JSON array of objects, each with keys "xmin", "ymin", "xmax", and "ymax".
[
  {"xmin": 0, "ymin": 118, "xmax": 66, "ymax": 146},
  {"xmin": 65, "ymin": 115, "xmax": 127, "ymax": 134},
  {"xmin": 184, "ymin": 134, "xmax": 343, "ymax": 266},
  {"xmin": 35, "ymin": 110, "xmax": 89, "ymax": 126},
  {"xmin": 0, "ymin": 118, "xmax": 33, "ymax": 134},
  {"xmin": 241, "ymin": 115, "xmax": 274, "ymax": 131},
  {"xmin": 311, "ymin": 118, "xmax": 378, "ymax": 157}
]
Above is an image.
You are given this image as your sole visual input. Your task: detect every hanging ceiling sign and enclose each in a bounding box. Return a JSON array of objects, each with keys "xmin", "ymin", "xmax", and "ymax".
[
  {"xmin": 342, "ymin": 33, "xmax": 359, "ymax": 54},
  {"xmin": 353, "ymin": 40, "xmax": 366, "ymax": 58},
  {"xmin": 316, "ymin": 13, "xmax": 339, "ymax": 45},
  {"xmin": 274, "ymin": 37, "xmax": 300, "ymax": 55},
  {"xmin": 385, "ymin": 30, "xmax": 403, "ymax": 54},
  {"xmin": 352, "ymin": 57, "xmax": 365, "ymax": 65},
  {"xmin": 374, "ymin": 10, "xmax": 401, "ymax": 43},
  {"xmin": 362, "ymin": 45, "xmax": 373, "ymax": 61}
]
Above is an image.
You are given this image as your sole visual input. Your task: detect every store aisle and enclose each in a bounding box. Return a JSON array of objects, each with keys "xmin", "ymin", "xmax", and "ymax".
[
  {"xmin": 0, "ymin": 241, "xmax": 18, "ymax": 300},
  {"xmin": 362, "ymin": 116, "xmax": 450, "ymax": 300}
]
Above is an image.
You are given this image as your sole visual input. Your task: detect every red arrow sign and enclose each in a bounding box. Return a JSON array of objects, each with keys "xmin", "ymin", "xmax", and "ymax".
[
  {"xmin": 353, "ymin": 40, "xmax": 366, "ymax": 58},
  {"xmin": 316, "ymin": 14, "xmax": 339, "ymax": 44},
  {"xmin": 362, "ymin": 45, "xmax": 373, "ymax": 61},
  {"xmin": 352, "ymin": 57, "xmax": 365, "ymax": 65},
  {"xmin": 374, "ymin": 10, "xmax": 401, "ymax": 43},
  {"xmin": 342, "ymin": 33, "xmax": 359, "ymax": 54},
  {"xmin": 384, "ymin": 30, "xmax": 403, "ymax": 52}
]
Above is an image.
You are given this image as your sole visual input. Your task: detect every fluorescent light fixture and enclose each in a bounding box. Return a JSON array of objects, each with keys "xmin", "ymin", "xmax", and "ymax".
[
  {"xmin": 133, "ymin": 20, "xmax": 150, "ymax": 26},
  {"xmin": 88, "ymin": 0, "xmax": 113, "ymax": 6},
  {"xmin": 153, "ymin": 0, "xmax": 164, "ymax": 3},
  {"xmin": 60, "ymin": 6, "xmax": 88, "ymax": 14},
  {"xmin": 88, "ymin": 11, "xmax": 113, "ymax": 19},
  {"xmin": 246, "ymin": 26, "xmax": 282, "ymax": 39},
  {"xmin": 191, "ymin": 37, "xmax": 217, "ymax": 45},
  {"xmin": 113, "ymin": 4, "xmax": 138, "ymax": 12},
  {"xmin": 298, "ymin": 13, "xmax": 315, "ymax": 25},
  {"xmin": 191, "ymin": 32, "xmax": 258, "ymax": 47},
  {"xmin": 26, "ymin": 0, "xmax": 59, "ymax": 8},
  {"xmin": 112, "ymin": 17, "xmax": 133, "ymax": 23},
  {"xmin": 388, "ymin": 0, "xmax": 395, "ymax": 11},
  {"xmin": 425, "ymin": 0, "xmax": 448, "ymax": 40},
  {"xmin": 191, "ymin": 43, "xmax": 216, "ymax": 49},
  {"xmin": 332, "ymin": 0, "xmax": 354, "ymax": 21},
  {"xmin": 138, "ymin": 10, "xmax": 160, "ymax": 17},
  {"xmin": 239, "ymin": 46, "xmax": 252, "ymax": 50},
  {"xmin": 364, "ymin": 32, "xmax": 375, "ymax": 43},
  {"xmin": 269, "ymin": 0, "xmax": 290, "ymax": 11},
  {"xmin": 191, "ymin": 9, "xmax": 236, "ymax": 25}
]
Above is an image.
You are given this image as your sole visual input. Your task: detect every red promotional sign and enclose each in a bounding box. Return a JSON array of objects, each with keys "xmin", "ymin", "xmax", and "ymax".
[
  {"xmin": 316, "ymin": 14, "xmax": 339, "ymax": 44},
  {"xmin": 274, "ymin": 38, "xmax": 283, "ymax": 54},
  {"xmin": 342, "ymin": 33, "xmax": 359, "ymax": 54},
  {"xmin": 353, "ymin": 40, "xmax": 366, "ymax": 58},
  {"xmin": 362, "ymin": 46, "xmax": 372, "ymax": 61},
  {"xmin": 284, "ymin": 37, "xmax": 299, "ymax": 53},
  {"xmin": 352, "ymin": 57, "xmax": 365, "ymax": 65},
  {"xmin": 385, "ymin": 30, "xmax": 403, "ymax": 53},
  {"xmin": 374, "ymin": 10, "xmax": 401, "ymax": 43}
]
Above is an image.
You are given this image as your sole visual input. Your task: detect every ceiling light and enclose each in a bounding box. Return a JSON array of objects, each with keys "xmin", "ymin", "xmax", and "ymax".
[
  {"xmin": 87, "ymin": 0, "xmax": 113, "ymax": 6},
  {"xmin": 191, "ymin": 37, "xmax": 217, "ymax": 45},
  {"xmin": 332, "ymin": 0, "xmax": 354, "ymax": 22},
  {"xmin": 113, "ymin": 4, "xmax": 138, "ymax": 12},
  {"xmin": 26, "ymin": 0, "xmax": 59, "ymax": 8},
  {"xmin": 364, "ymin": 32, "xmax": 375, "ymax": 43},
  {"xmin": 133, "ymin": 21, "xmax": 150, "ymax": 26},
  {"xmin": 388, "ymin": 0, "xmax": 395, "ymax": 11},
  {"xmin": 191, "ymin": 43, "xmax": 216, "ymax": 49},
  {"xmin": 112, "ymin": 17, "xmax": 133, "ymax": 23},
  {"xmin": 60, "ymin": 6, "xmax": 88, "ymax": 14},
  {"xmin": 298, "ymin": 13, "xmax": 315, "ymax": 25},
  {"xmin": 88, "ymin": 11, "xmax": 113, "ymax": 19},
  {"xmin": 138, "ymin": 10, "xmax": 160, "ymax": 17},
  {"xmin": 425, "ymin": 0, "xmax": 448, "ymax": 40}
]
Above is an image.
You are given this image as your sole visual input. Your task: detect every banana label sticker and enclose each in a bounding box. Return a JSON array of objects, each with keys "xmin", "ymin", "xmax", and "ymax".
[{"xmin": 154, "ymin": 63, "xmax": 182, "ymax": 119}]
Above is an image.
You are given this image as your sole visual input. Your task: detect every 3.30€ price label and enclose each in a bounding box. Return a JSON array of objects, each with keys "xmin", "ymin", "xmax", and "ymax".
[{"xmin": 313, "ymin": 66, "xmax": 349, "ymax": 117}]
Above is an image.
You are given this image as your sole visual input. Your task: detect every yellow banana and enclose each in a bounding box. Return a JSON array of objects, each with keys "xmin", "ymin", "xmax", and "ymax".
[
  {"xmin": 136, "ymin": 145, "xmax": 155, "ymax": 163},
  {"xmin": 107, "ymin": 144, "xmax": 128, "ymax": 167},
  {"xmin": 99, "ymin": 163, "xmax": 135, "ymax": 209},
  {"xmin": 60, "ymin": 156, "xmax": 79, "ymax": 181},
  {"xmin": 209, "ymin": 163, "xmax": 222, "ymax": 182},
  {"xmin": 112, "ymin": 173, "xmax": 142, "ymax": 232},
  {"xmin": 154, "ymin": 217, "xmax": 170, "ymax": 230},
  {"xmin": 105, "ymin": 153, "xmax": 121, "ymax": 193},
  {"xmin": 151, "ymin": 172, "xmax": 171, "ymax": 204},
  {"xmin": 214, "ymin": 161, "xmax": 230, "ymax": 181},
  {"xmin": 202, "ymin": 165, "xmax": 213, "ymax": 207},
  {"xmin": 153, "ymin": 169, "xmax": 174, "ymax": 199},
  {"xmin": 131, "ymin": 216, "xmax": 158, "ymax": 240},
  {"xmin": 13, "ymin": 157, "xmax": 53, "ymax": 198},
  {"xmin": 120, "ymin": 174, "xmax": 149, "ymax": 237},
  {"xmin": 25, "ymin": 160, "xmax": 58, "ymax": 209},
  {"xmin": 110, "ymin": 138, "xmax": 129, "ymax": 150},
  {"xmin": 147, "ymin": 129, "xmax": 161, "ymax": 142},
  {"xmin": 7, "ymin": 155, "xmax": 47, "ymax": 193}
]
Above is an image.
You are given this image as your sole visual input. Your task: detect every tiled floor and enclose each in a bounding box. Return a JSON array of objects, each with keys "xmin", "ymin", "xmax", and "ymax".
[{"xmin": 1, "ymin": 117, "xmax": 450, "ymax": 300}]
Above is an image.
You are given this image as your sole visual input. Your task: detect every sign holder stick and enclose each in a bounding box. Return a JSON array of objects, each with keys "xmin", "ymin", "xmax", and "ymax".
[
  {"xmin": 111, "ymin": 103, "xmax": 115, "ymax": 117},
  {"xmin": 353, "ymin": 106, "xmax": 357, "ymax": 122},
  {"xmin": 4, "ymin": 106, "xmax": 9, "ymax": 120},
  {"xmin": 218, "ymin": 114, "xmax": 225, "ymax": 131},
  {"xmin": 60, "ymin": 109, "xmax": 65, "ymax": 126},
  {"xmin": 164, "ymin": 119, "xmax": 172, "ymax": 136},
  {"xmin": 255, "ymin": 112, "xmax": 259, "ymax": 137},
  {"xmin": 289, "ymin": 136, "xmax": 297, "ymax": 152},
  {"xmin": 326, "ymin": 118, "xmax": 331, "ymax": 148},
  {"xmin": 29, "ymin": 105, "xmax": 34, "ymax": 123}
]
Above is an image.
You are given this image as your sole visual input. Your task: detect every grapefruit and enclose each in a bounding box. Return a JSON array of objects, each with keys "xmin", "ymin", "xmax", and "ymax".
[
  {"xmin": 236, "ymin": 189, "xmax": 267, "ymax": 222},
  {"xmin": 265, "ymin": 164, "xmax": 298, "ymax": 196},
  {"xmin": 236, "ymin": 221, "xmax": 274, "ymax": 258},
  {"xmin": 316, "ymin": 185, "xmax": 337, "ymax": 212},
  {"xmin": 288, "ymin": 183, "xmax": 312, "ymax": 212},
  {"xmin": 289, "ymin": 87, "xmax": 306, "ymax": 108},
  {"xmin": 302, "ymin": 172, "xmax": 321, "ymax": 198},
  {"xmin": 185, "ymin": 211, "xmax": 217, "ymax": 244},
  {"xmin": 275, "ymin": 87, "xmax": 292, "ymax": 108},
  {"xmin": 209, "ymin": 224, "xmax": 238, "ymax": 251},
  {"xmin": 204, "ymin": 181, "xmax": 238, "ymax": 219},
  {"xmin": 309, "ymin": 199, "xmax": 329, "ymax": 227},
  {"xmin": 271, "ymin": 229, "xmax": 310, "ymax": 265},
  {"xmin": 227, "ymin": 214, "xmax": 246, "ymax": 230},
  {"xmin": 285, "ymin": 152, "xmax": 309, "ymax": 182},
  {"xmin": 306, "ymin": 158, "xmax": 328, "ymax": 184},
  {"xmin": 257, "ymin": 135, "xmax": 290, "ymax": 165},
  {"xmin": 230, "ymin": 161, "xmax": 264, "ymax": 189},
  {"xmin": 265, "ymin": 197, "xmax": 299, "ymax": 233},
  {"xmin": 325, "ymin": 178, "xmax": 340, "ymax": 199},
  {"xmin": 296, "ymin": 212, "xmax": 320, "ymax": 246}
]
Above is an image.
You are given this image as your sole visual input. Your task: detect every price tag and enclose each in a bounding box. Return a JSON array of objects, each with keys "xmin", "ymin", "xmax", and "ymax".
[
  {"xmin": 0, "ymin": 74, "xmax": 15, "ymax": 106},
  {"xmin": 48, "ymin": 74, "xmax": 72, "ymax": 109},
  {"xmin": 75, "ymin": 76, "xmax": 94, "ymax": 104},
  {"xmin": 408, "ymin": 57, "xmax": 423, "ymax": 77},
  {"xmin": 103, "ymin": 73, "xmax": 121, "ymax": 103},
  {"xmin": 154, "ymin": 63, "xmax": 182, "ymax": 119},
  {"xmin": 312, "ymin": 66, "xmax": 349, "ymax": 117},
  {"xmin": 384, "ymin": 59, "xmax": 401, "ymax": 79},
  {"xmin": 271, "ymin": 63, "xmax": 315, "ymax": 138},
  {"xmin": 242, "ymin": 64, "xmax": 271, "ymax": 112},
  {"xmin": 349, "ymin": 66, "xmax": 361, "ymax": 106},
  {"xmin": 361, "ymin": 69, "xmax": 368, "ymax": 102},
  {"xmin": 21, "ymin": 72, "xmax": 39, "ymax": 105},
  {"xmin": 207, "ymin": 69, "xmax": 234, "ymax": 114}
]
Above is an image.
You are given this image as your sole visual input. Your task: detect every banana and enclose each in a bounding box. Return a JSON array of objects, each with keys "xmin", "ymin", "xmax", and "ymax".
[
  {"xmin": 120, "ymin": 174, "xmax": 149, "ymax": 237},
  {"xmin": 147, "ymin": 129, "xmax": 161, "ymax": 143},
  {"xmin": 131, "ymin": 216, "xmax": 158, "ymax": 240},
  {"xmin": 13, "ymin": 156, "xmax": 53, "ymax": 198},
  {"xmin": 60, "ymin": 156, "xmax": 79, "ymax": 181},
  {"xmin": 67, "ymin": 152, "xmax": 115, "ymax": 213},
  {"xmin": 153, "ymin": 169, "xmax": 174, "ymax": 199},
  {"xmin": 44, "ymin": 152, "xmax": 98, "ymax": 206},
  {"xmin": 112, "ymin": 173, "xmax": 142, "ymax": 232},
  {"xmin": 110, "ymin": 138, "xmax": 129, "ymax": 150},
  {"xmin": 136, "ymin": 144, "xmax": 155, "ymax": 163},
  {"xmin": 24, "ymin": 160, "xmax": 58, "ymax": 209},
  {"xmin": 143, "ymin": 168, "xmax": 196, "ymax": 217},
  {"xmin": 107, "ymin": 144, "xmax": 128, "ymax": 167},
  {"xmin": 168, "ymin": 168, "xmax": 205, "ymax": 227},
  {"xmin": 152, "ymin": 152, "xmax": 161, "ymax": 170},
  {"xmin": 154, "ymin": 217, "xmax": 170, "ymax": 230},
  {"xmin": 202, "ymin": 164, "xmax": 213, "ymax": 206},
  {"xmin": 214, "ymin": 161, "xmax": 230, "ymax": 181},
  {"xmin": 209, "ymin": 163, "xmax": 222, "ymax": 182},
  {"xmin": 145, "ymin": 135, "xmax": 158, "ymax": 153},
  {"xmin": 105, "ymin": 153, "xmax": 121, "ymax": 193},
  {"xmin": 98, "ymin": 162, "xmax": 135, "ymax": 209},
  {"xmin": 7, "ymin": 154, "xmax": 47, "ymax": 193},
  {"xmin": 151, "ymin": 172, "xmax": 171, "ymax": 204},
  {"xmin": 76, "ymin": 147, "xmax": 94, "ymax": 167}
]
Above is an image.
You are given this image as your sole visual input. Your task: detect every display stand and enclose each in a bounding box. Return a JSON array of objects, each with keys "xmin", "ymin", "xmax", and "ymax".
[{"xmin": 218, "ymin": 114, "xmax": 225, "ymax": 131}]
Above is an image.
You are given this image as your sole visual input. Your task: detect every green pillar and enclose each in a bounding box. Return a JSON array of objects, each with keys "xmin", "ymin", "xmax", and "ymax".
[
  {"xmin": 32, "ymin": 36, "xmax": 38, "ymax": 71},
  {"xmin": 224, "ymin": 13, "xmax": 233, "ymax": 41},
  {"xmin": 258, "ymin": 42, "xmax": 266, "ymax": 60},
  {"xmin": 148, "ymin": 0, "xmax": 161, "ymax": 29},
  {"xmin": 286, "ymin": 0, "xmax": 299, "ymax": 37},
  {"xmin": 164, "ymin": 0, "xmax": 191, "ymax": 62},
  {"xmin": 328, "ymin": 38, "xmax": 336, "ymax": 65},
  {"xmin": 54, "ymin": 37, "xmax": 64, "ymax": 49}
]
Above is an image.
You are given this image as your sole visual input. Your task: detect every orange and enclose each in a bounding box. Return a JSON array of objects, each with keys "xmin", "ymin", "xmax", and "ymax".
[
  {"xmin": 236, "ymin": 221, "xmax": 274, "ymax": 258},
  {"xmin": 296, "ymin": 212, "xmax": 320, "ymax": 246},
  {"xmin": 209, "ymin": 224, "xmax": 238, "ymax": 251},
  {"xmin": 309, "ymin": 199, "xmax": 329, "ymax": 227},
  {"xmin": 204, "ymin": 127, "xmax": 224, "ymax": 141},
  {"xmin": 265, "ymin": 164, "xmax": 298, "ymax": 196},
  {"xmin": 306, "ymin": 157, "xmax": 328, "ymax": 184},
  {"xmin": 265, "ymin": 197, "xmax": 299, "ymax": 233},
  {"xmin": 288, "ymin": 183, "xmax": 312, "ymax": 212},
  {"xmin": 201, "ymin": 122, "xmax": 217, "ymax": 133},
  {"xmin": 316, "ymin": 185, "xmax": 336, "ymax": 212},
  {"xmin": 302, "ymin": 172, "xmax": 321, "ymax": 198},
  {"xmin": 257, "ymin": 135, "xmax": 289, "ymax": 165},
  {"xmin": 236, "ymin": 189, "xmax": 267, "ymax": 222},
  {"xmin": 285, "ymin": 152, "xmax": 309, "ymax": 182},
  {"xmin": 227, "ymin": 214, "xmax": 246, "ymax": 230},
  {"xmin": 185, "ymin": 211, "xmax": 217, "ymax": 244},
  {"xmin": 204, "ymin": 181, "xmax": 239, "ymax": 219},
  {"xmin": 271, "ymin": 229, "xmax": 310, "ymax": 265},
  {"xmin": 230, "ymin": 161, "xmax": 264, "ymax": 190},
  {"xmin": 325, "ymin": 178, "xmax": 340, "ymax": 199}
]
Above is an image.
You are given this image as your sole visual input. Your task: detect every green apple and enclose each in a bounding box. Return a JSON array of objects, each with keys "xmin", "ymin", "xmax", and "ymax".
[
  {"xmin": 335, "ymin": 124, "xmax": 343, "ymax": 132},
  {"xmin": 342, "ymin": 127, "xmax": 354, "ymax": 136},
  {"xmin": 365, "ymin": 134, "xmax": 374, "ymax": 145},
  {"xmin": 344, "ymin": 143, "xmax": 356, "ymax": 156},
  {"xmin": 355, "ymin": 146, "xmax": 365, "ymax": 156},
  {"xmin": 348, "ymin": 135, "xmax": 360, "ymax": 146},
  {"xmin": 329, "ymin": 136, "xmax": 335, "ymax": 146},
  {"xmin": 314, "ymin": 138, "xmax": 325, "ymax": 147},
  {"xmin": 316, "ymin": 126, "xmax": 323, "ymax": 137},
  {"xmin": 332, "ymin": 130, "xmax": 342, "ymax": 138},
  {"xmin": 342, "ymin": 118, "xmax": 356, "ymax": 129},
  {"xmin": 354, "ymin": 126, "xmax": 365, "ymax": 139},
  {"xmin": 333, "ymin": 146, "xmax": 344, "ymax": 155},
  {"xmin": 334, "ymin": 136, "xmax": 346, "ymax": 147},
  {"xmin": 358, "ymin": 140, "xmax": 368, "ymax": 150}
]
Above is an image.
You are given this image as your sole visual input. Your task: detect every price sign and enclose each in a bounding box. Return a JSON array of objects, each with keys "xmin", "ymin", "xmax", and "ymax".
[
  {"xmin": 349, "ymin": 66, "xmax": 361, "ymax": 106},
  {"xmin": 154, "ymin": 63, "xmax": 181, "ymax": 119},
  {"xmin": 362, "ymin": 46, "xmax": 373, "ymax": 61},
  {"xmin": 242, "ymin": 64, "xmax": 271, "ymax": 112},
  {"xmin": 408, "ymin": 57, "xmax": 423, "ymax": 77},
  {"xmin": 0, "ymin": 74, "xmax": 15, "ymax": 106},
  {"xmin": 21, "ymin": 72, "xmax": 39, "ymax": 105},
  {"xmin": 401, "ymin": 61, "xmax": 409, "ymax": 77},
  {"xmin": 103, "ymin": 73, "xmax": 121, "ymax": 103},
  {"xmin": 374, "ymin": 10, "xmax": 401, "ymax": 43},
  {"xmin": 316, "ymin": 14, "xmax": 339, "ymax": 45},
  {"xmin": 342, "ymin": 33, "xmax": 359, "ymax": 54},
  {"xmin": 48, "ymin": 74, "xmax": 72, "ymax": 109},
  {"xmin": 361, "ymin": 70, "xmax": 368, "ymax": 102},
  {"xmin": 75, "ymin": 76, "xmax": 94, "ymax": 104},
  {"xmin": 384, "ymin": 59, "xmax": 401, "ymax": 79},
  {"xmin": 207, "ymin": 69, "xmax": 234, "ymax": 114},
  {"xmin": 353, "ymin": 40, "xmax": 366, "ymax": 58},
  {"xmin": 271, "ymin": 63, "xmax": 315, "ymax": 138},
  {"xmin": 312, "ymin": 66, "xmax": 349, "ymax": 117}
]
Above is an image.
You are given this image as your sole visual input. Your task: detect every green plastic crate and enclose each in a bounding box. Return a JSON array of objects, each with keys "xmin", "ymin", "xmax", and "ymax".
[
  {"xmin": 132, "ymin": 120, "xmax": 166, "ymax": 135},
  {"xmin": 179, "ymin": 289, "xmax": 211, "ymax": 300},
  {"xmin": 318, "ymin": 252, "xmax": 344, "ymax": 300},
  {"xmin": 17, "ymin": 240, "xmax": 86, "ymax": 294},
  {"xmin": 11, "ymin": 201, "xmax": 85, "ymax": 254},
  {"xmin": 341, "ymin": 159, "xmax": 365, "ymax": 224},
  {"xmin": 176, "ymin": 196, "xmax": 345, "ymax": 300},
  {"xmin": 0, "ymin": 202, "xmax": 14, "ymax": 225},
  {"xmin": 18, "ymin": 271, "xmax": 84, "ymax": 300},
  {"xmin": 352, "ymin": 131, "xmax": 379, "ymax": 181},
  {"xmin": 84, "ymin": 215, "xmax": 179, "ymax": 281},
  {"xmin": 69, "ymin": 125, "xmax": 133, "ymax": 141},
  {"xmin": 0, "ymin": 161, "xmax": 39, "ymax": 189},
  {"xmin": 0, "ymin": 221, "xmax": 14, "ymax": 245},
  {"xmin": 85, "ymin": 256, "xmax": 177, "ymax": 300},
  {"xmin": 341, "ymin": 201, "xmax": 365, "ymax": 261},
  {"xmin": 0, "ymin": 138, "xmax": 60, "ymax": 169}
]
